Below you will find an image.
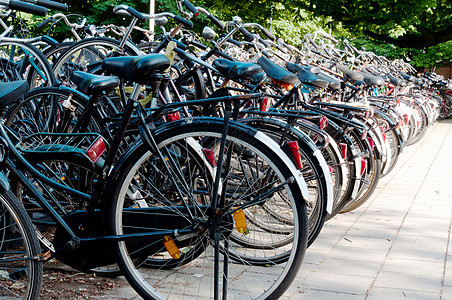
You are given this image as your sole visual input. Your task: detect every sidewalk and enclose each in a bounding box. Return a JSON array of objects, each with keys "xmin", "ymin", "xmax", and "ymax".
[{"xmin": 284, "ymin": 119, "xmax": 452, "ymax": 299}]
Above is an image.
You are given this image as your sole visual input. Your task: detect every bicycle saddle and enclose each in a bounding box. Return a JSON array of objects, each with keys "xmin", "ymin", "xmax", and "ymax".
[
  {"xmin": 71, "ymin": 71, "xmax": 120, "ymax": 95},
  {"xmin": 360, "ymin": 70, "xmax": 385, "ymax": 86},
  {"xmin": 257, "ymin": 56, "xmax": 298, "ymax": 85},
  {"xmin": 102, "ymin": 54, "xmax": 170, "ymax": 84},
  {"xmin": 212, "ymin": 59, "xmax": 262, "ymax": 79},
  {"xmin": 0, "ymin": 80, "xmax": 29, "ymax": 106},
  {"xmin": 387, "ymin": 73, "xmax": 405, "ymax": 86},
  {"xmin": 286, "ymin": 63, "xmax": 329, "ymax": 89},
  {"xmin": 335, "ymin": 64, "xmax": 364, "ymax": 83},
  {"xmin": 400, "ymin": 71, "xmax": 415, "ymax": 82}
]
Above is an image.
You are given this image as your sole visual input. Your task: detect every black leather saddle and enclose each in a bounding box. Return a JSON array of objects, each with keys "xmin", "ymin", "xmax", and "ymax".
[
  {"xmin": 0, "ymin": 80, "xmax": 29, "ymax": 107},
  {"xmin": 387, "ymin": 73, "xmax": 405, "ymax": 86},
  {"xmin": 335, "ymin": 64, "xmax": 364, "ymax": 83},
  {"xmin": 257, "ymin": 56, "xmax": 298, "ymax": 84},
  {"xmin": 286, "ymin": 63, "xmax": 329, "ymax": 89},
  {"xmin": 360, "ymin": 71, "xmax": 385, "ymax": 86},
  {"xmin": 71, "ymin": 71, "xmax": 120, "ymax": 95},
  {"xmin": 102, "ymin": 54, "xmax": 170, "ymax": 85},
  {"xmin": 400, "ymin": 71, "xmax": 415, "ymax": 82},
  {"xmin": 212, "ymin": 59, "xmax": 262, "ymax": 79}
]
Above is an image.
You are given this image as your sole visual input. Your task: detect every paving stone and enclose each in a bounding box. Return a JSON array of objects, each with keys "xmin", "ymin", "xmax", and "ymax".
[
  {"xmin": 367, "ymin": 287, "xmax": 439, "ymax": 300},
  {"xmin": 380, "ymin": 258, "xmax": 444, "ymax": 278},
  {"xmin": 373, "ymin": 271, "xmax": 442, "ymax": 292}
]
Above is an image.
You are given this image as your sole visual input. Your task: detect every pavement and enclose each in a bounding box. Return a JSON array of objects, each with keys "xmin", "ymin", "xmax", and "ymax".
[
  {"xmin": 284, "ymin": 119, "xmax": 452, "ymax": 299},
  {"xmin": 47, "ymin": 120, "xmax": 452, "ymax": 299}
]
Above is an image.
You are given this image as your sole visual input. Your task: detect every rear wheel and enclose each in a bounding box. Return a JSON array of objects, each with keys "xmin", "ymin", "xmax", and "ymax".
[{"xmin": 110, "ymin": 119, "xmax": 308, "ymax": 299}]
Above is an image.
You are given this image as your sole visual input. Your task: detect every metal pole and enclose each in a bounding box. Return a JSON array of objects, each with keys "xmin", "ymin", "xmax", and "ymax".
[{"xmin": 149, "ymin": 0, "xmax": 155, "ymax": 39}]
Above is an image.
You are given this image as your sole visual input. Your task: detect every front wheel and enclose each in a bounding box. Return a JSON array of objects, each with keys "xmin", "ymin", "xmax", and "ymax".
[
  {"xmin": 0, "ymin": 183, "xmax": 43, "ymax": 299},
  {"xmin": 109, "ymin": 118, "xmax": 308, "ymax": 299}
]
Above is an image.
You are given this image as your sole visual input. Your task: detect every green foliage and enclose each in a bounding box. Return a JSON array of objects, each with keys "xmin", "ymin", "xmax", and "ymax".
[
  {"xmin": 350, "ymin": 37, "xmax": 452, "ymax": 68},
  {"xmin": 25, "ymin": 0, "xmax": 451, "ymax": 68}
]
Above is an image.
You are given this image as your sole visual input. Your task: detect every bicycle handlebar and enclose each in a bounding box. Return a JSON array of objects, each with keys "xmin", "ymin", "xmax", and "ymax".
[
  {"xmin": 182, "ymin": 0, "xmax": 198, "ymax": 17},
  {"xmin": 37, "ymin": 13, "xmax": 86, "ymax": 30},
  {"xmin": 113, "ymin": 5, "xmax": 146, "ymax": 22},
  {"xmin": 3, "ymin": 0, "xmax": 47, "ymax": 16},
  {"xmin": 238, "ymin": 26, "xmax": 254, "ymax": 42},
  {"xmin": 197, "ymin": 7, "xmax": 224, "ymax": 31},
  {"xmin": 21, "ymin": 0, "xmax": 68, "ymax": 12},
  {"xmin": 37, "ymin": 15, "xmax": 52, "ymax": 28}
]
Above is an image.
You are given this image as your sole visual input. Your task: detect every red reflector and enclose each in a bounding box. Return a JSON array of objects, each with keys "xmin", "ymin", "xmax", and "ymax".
[
  {"xmin": 403, "ymin": 114, "xmax": 409, "ymax": 125},
  {"xmin": 194, "ymin": 12, "xmax": 199, "ymax": 17},
  {"xmin": 167, "ymin": 112, "xmax": 180, "ymax": 121},
  {"xmin": 361, "ymin": 130, "xmax": 368, "ymax": 140},
  {"xmin": 339, "ymin": 143, "xmax": 347, "ymax": 159},
  {"xmin": 287, "ymin": 141, "xmax": 303, "ymax": 169},
  {"xmin": 87, "ymin": 136, "xmax": 107, "ymax": 163},
  {"xmin": 203, "ymin": 148, "xmax": 217, "ymax": 166},
  {"xmin": 360, "ymin": 158, "xmax": 367, "ymax": 175},
  {"xmin": 382, "ymin": 132, "xmax": 387, "ymax": 142},
  {"xmin": 364, "ymin": 110, "xmax": 369, "ymax": 119},
  {"xmin": 319, "ymin": 115, "xmax": 328, "ymax": 130},
  {"xmin": 328, "ymin": 166, "xmax": 334, "ymax": 176},
  {"xmin": 367, "ymin": 137, "xmax": 374, "ymax": 150},
  {"xmin": 261, "ymin": 97, "xmax": 269, "ymax": 112}
]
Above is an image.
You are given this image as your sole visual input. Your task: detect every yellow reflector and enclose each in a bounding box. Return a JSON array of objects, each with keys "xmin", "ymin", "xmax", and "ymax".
[
  {"xmin": 233, "ymin": 209, "xmax": 247, "ymax": 234},
  {"xmin": 163, "ymin": 236, "xmax": 181, "ymax": 259}
]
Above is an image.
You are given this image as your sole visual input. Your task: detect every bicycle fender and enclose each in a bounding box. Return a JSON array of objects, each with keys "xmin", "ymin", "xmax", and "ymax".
[
  {"xmin": 313, "ymin": 148, "xmax": 334, "ymax": 214},
  {"xmin": 254, "ymin": 131, "xmax": 311, "ymax": 203}
]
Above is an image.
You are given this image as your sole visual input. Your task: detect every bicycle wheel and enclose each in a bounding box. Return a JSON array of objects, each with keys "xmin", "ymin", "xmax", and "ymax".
[
  {"xmin": 0, "ymin": 184, "xmax": 42, "ymax": 299},
  {"xmin": 0, "ymin": 40, "xmax": 56, "ymax": 88},
  {"xmin": 52, "ymin": 37, "xmax": 141, "ymax": 87},
  {"xmin": 4, "ymin": 87, "xmax": 101, "ymax": 137},
  {"xmin": 110, "ymin": 118, "xmax": 308, "ymax": 299},
  {"xmin": 239, "ymin": 117, "xmax": 328, "ymax": 247}
]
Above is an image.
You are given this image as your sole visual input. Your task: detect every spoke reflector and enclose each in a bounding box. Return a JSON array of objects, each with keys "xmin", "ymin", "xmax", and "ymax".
[
  {"xmin": 163, "ymin": 236, "xmax": 181, "ymax": 259},
  {"xmin": 233, "ymin": 209, "xmax": 247, "ymax": 234}
]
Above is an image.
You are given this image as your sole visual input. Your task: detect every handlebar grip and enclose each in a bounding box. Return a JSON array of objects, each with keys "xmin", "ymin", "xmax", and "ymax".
[
  {"xmin": 37, "ymin": 16, "xmax": 53, "ymax": 28},
  {"xmin": 9, "ymin": 0, "xmax": 47, "ymax": 16},
  {"xmin": 182, "ymin": 0, "xmax": 198, "ymax": 17},
  {"xmin": 239, "ymin": 26, "xmax": 254, "ymax": 42},
  {"xmin": 190, "ymin": 40, "xmax": 208, "ymax": 50},
  {"xmin": 36, "ymin": 0, "xmax": 68, "ymax": 11},
  {"xmin": 227, "ymin": 38, "xmax": 242, "ymax": 47},
  {"xmin": 258, "ymin": 37, "xmax": 270, "ymax": 48},
  {"xmin": 261, "ymin": 27, "xmax": 275, "ymax": 41},
  {"xmin": 173, "ymin": 15, "xmax": 193, "ymax": 29},
  {"xmin": 126, "ymin": 6, "xmax": 146, "ymax": 22},
  {"xmin": 207, "ymin": 14, "xmax": 224, "ymax": 31},
  {"xmin": 275, "ymin": 43, "xmax": 288, "ymax": 54}
]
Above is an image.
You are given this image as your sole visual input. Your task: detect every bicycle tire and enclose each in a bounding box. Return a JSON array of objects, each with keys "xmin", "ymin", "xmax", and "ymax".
[
  {"xmin": 109, "ymin": 118, "xmax": 308, "ymax": 299},
  {"xmin": 0, "ymin": 40, "xmax": 56, "ymax": 88},
  {"xmin": 0, "ymin": 183, "xmax": 42, "ymax": 300}
]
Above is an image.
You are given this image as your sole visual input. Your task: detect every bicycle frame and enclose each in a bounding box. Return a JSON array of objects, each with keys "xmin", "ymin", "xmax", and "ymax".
[{"xmin": 0, "ymin": 88, "xmax": 264, "ymax": 258}]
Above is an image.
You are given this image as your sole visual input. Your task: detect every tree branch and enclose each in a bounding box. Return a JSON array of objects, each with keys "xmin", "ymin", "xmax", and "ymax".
[{"xmin": 364, "ymin": 25, "xmax": 452, "ymax": 48}]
